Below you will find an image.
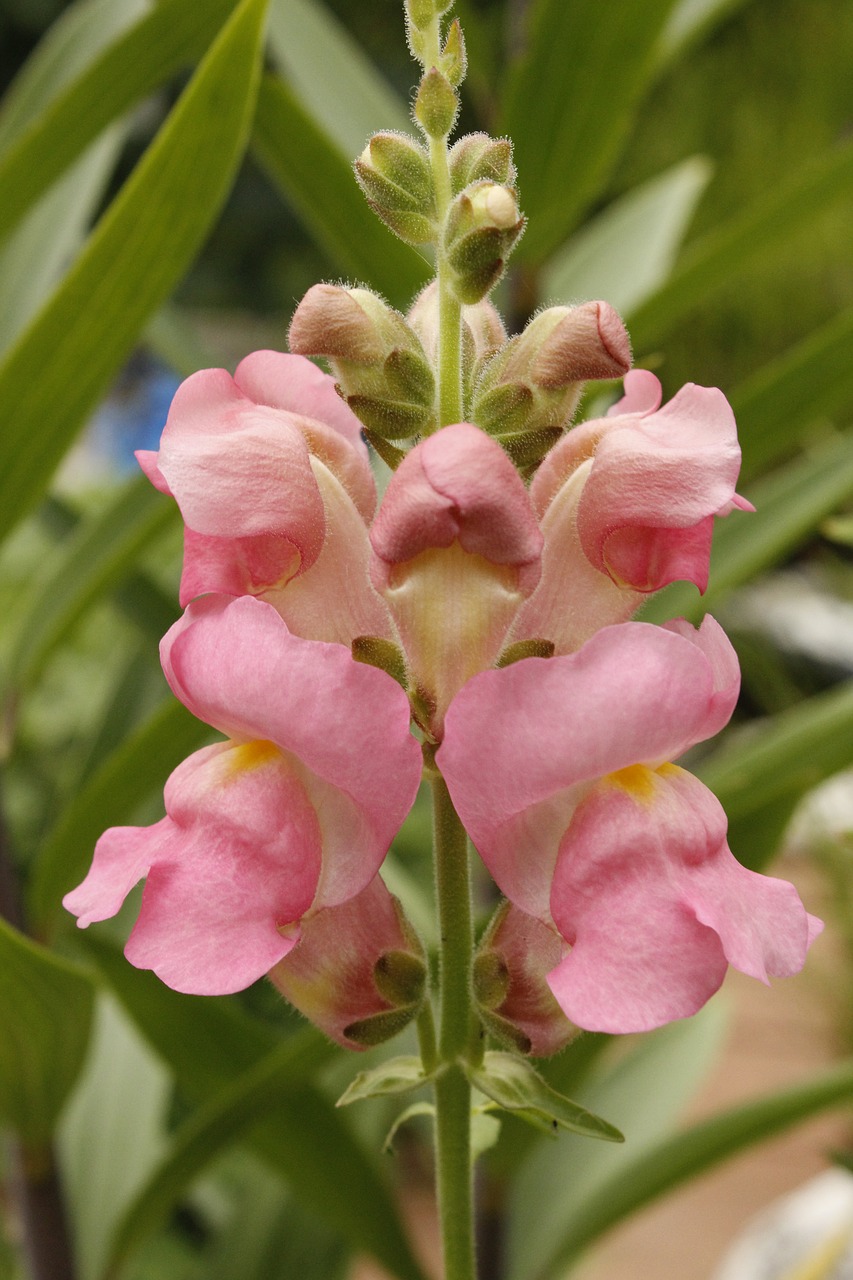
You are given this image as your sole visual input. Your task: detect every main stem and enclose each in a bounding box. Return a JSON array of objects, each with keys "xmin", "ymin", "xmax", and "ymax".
[{"xmin": 432, "ymin": 772, "xmax": 476, "ymax": 1280}]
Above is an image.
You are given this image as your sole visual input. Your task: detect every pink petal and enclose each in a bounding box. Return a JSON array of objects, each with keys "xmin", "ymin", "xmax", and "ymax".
[
  {"xmin": 370, "ymin": 423, "xmax": 543, "ymax": 591},
  {"xmin": 546, "ymin": 768, "xmax": 818, "ymax": 1032},
  {"xmin": 151, "ymin": 367, "xmax": 326, "ymax": 568},
  {"xmin": 606, "ymin": 367, "xmax": 662, "ymax": 416},
  {"xmin": 438, "ymin": 619, "xmax": 740, "ymax": 910},
  {"xmin": 578, "ymin": 382, "xmax": 743, "ymax": 591},
  {"xmin": 161, "ymin": 595, "xmax": 421, "ymax": 903}
]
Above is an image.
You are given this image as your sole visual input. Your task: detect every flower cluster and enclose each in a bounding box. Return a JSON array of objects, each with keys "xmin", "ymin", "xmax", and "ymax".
[{"xmin": 64, "ymin": 292, "xmax": 820, "ymax": 1050}]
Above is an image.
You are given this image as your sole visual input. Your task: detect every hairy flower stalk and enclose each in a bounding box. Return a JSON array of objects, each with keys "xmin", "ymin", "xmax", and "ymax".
[{"xmin": 63, "ymin": 3, "xmax": 822, "ymax": 1278}]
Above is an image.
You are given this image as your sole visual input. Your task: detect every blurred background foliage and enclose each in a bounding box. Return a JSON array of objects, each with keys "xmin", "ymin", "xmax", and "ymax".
[{"xmin": 0, "ymin": 0, "xmax": 852, "ymax": 1277}]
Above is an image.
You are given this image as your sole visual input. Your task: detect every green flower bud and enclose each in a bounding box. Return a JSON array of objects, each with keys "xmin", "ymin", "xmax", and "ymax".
[
  {"xmin": 415, "ymin": 66, "xmax": 459, "ymax": 139},
  {"xmin": 355, "ymin": 132, "xmax": 436, "ymax": 245},
  {"xmin": 443, "ymin": 181, "xmax": 524, "ymax": 304},
  {"xmin": 405, "ymin": 0, "xmax": 436, "ymax": 30},
  {"xmin": 471, "ymin": 301, "xmax": 631, "ymax": 465},
  {"xmin": 440, "ymin": 18, "xmax": 467, "ymax": 86},
  {"xmin": 289, "ymin": 284, "xmax": 436, "ymax": 440},
  {"xmin": 449, "ymin": 133, "xmax": 515, "ymax": 194},
  {"xmin": 407, "ymin": 280, "xmax": 507, "ymax": 386}
]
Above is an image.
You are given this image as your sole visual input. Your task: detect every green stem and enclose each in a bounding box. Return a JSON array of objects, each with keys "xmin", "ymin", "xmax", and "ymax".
[
  {"xmin": 422, "ymin": 16, "xmax": 463, "ymax": 429},
  {"xmin": 431, "ymin": 773, "xmax": 476, "ymax": 1280}
]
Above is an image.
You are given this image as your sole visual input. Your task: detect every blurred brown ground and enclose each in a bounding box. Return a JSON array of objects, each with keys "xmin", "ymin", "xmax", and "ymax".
[{"xmin": 351, "ymin": 857, "xmax": 848, "ymax": 1280}]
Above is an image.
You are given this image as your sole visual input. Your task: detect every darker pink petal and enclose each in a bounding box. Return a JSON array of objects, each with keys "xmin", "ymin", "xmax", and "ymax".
[{"xmin": 370, "ymin": 423, "xmax": 543, "ymax": 591}]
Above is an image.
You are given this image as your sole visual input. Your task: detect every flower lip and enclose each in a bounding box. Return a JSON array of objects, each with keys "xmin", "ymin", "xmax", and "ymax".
[{"xmin": 369, "ymin": 422, "xmax": 543, "ymax": 588}]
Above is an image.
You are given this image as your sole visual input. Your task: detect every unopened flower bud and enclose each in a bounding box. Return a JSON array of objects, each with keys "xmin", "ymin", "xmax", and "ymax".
[
  {"xmin": 407, "ymin": 281, "xmax": 507, "ymax": 401},
  {"xmin": 405, "ymin": 0, "xmax": 436, "ymax": 30},
  {"xmin": 269, "ymin": 878, "xmax": 427, "ymax": 1051},
  {"xmin": 444, "ymin": 181, "xmax": 524, "ymax": 304},
  {"xmin": 449, "ymin": 133, "xmax": 515, "ymax": 194},
  {"xmin": 289, "ymin": 284, "xmax": 436, "ymax": 440},
  {"xmin": 415, "ymin": 66, "xmax": 459, "ymax": 139},
  {"xmin": 472, "ymin": 301, "xmax": 632, "ymax": 466},
  {"xmin": 474, "ymin": 901, "xmax": 578, "ymax": 1057},
  {"xmin": 355, "ymin": 132, "xmax": 436, "ymax": 245},
  {"xmin": 440, "ymin": 18, "xmax": 467, "ymax": 86}
]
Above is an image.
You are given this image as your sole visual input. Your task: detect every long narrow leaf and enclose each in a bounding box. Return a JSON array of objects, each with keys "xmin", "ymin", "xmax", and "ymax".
[
  {"xmin": 629, "ymin": 141, "xmax": 853, "ymax": 350},
  {"xmin": 529, "ymin": 1060, "xmax": 853, "ymax": 1278},
  {"xmin": 543, "ymin": 157, "xmax": 712, "ymax": 315},
  {"xmin": 252, "ymin": 73, "xmax": 430, "ymax": 306},
  {"xmin": 502, "ymin": 0, "xmax": 680, "ymax": 263},
  {"xmin": 267, "ymin": 0, "xmax": 409, "ymax": 158},
  {"xmin": 0, "ymin": 0, "xmax": 237, "ymax": 243},
  {"xmin": 0, "ymin": 918, "xmax": 95, "ymax": 1143},
  {"xmin": 733, "ymin": 305, "xmax": 853, "ymax": 480},
  {"xmin": 103, "ymin": 1042, "xmax": 352, "ymax": 1277},
  {"xmin": 0, "ymin": 0, "xmax": 269, "ymax": 545},
  {"xmin": 5, "ymin": 476, "xmax": 178, "ymax": 703},
  {"xmin": 85, "ymin": 937, "xmax": 427, "ymax": 1280},
  {"xmin": 29, "ymin": 699, "xmax": 211, "ymax": 939}
]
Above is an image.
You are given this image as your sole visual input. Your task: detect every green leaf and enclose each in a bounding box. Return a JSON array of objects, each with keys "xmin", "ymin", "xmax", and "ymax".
[
  {"xmin": 383, "ymin": 1102, "xmax": 435, "ymax": 1155},
  {"xmin": 0, "ymin": 917, "xmax": 95, "ymax": 1144},
  {"xmin": 0, "ymin": 0, "xmax": 269, "ymax": 546},
  {"xmin": 733, "ymin": 305, "xmax": 853, "ymax": 481},
  {"xmin": 58, "ymin": 992, "xmax": 171, "ymax": 1280},
  {"xmin": 642, "ymin": 432, "xmax": 853, "ymax": 625},
  {"xmin": 337, "ymin": 1056, "xmax": 432, "ymax": 1107},
  {"xmin": 266, "ymin": 0, "xmax": 409, "ymax": 159},
  {"xmin": 697, "ymin": 678, "xmax": 853, "ymax": 838},
  {"xmin": 469, "ymin": 1052, "xmax": 623, "ymax": 1144},
  {"xmin": 502, "ymin": 0, "xmax": 681, "ymax": 262},
  {"xmin": 84, "ymin": 937, "xmax": 428, "ymax": 1280},
  {"xmin": 252, "ymin": 73, "xmax": 430, "ymax": 307},
  {"xmin": 104, "ymin": 1039, "xmax": 348, "ymax": 1276},
  {"xmin": 527, "ymin": 1058, "xmax": 853, "ymax": 1277},
  {"xmin": 655, "ymin": 0, "xmax": 754, "ymax": 68},
  {"xmin": 0, "ymin": 0, "xmax": 238, "ymax": 244},
  {"xmin": 29, "ymin": 698, "xmax": 211, "ymax": 939},
  {"xmin": 506, "ymin": 1001, "xmax": 727, "ymax": 1280},
  {"xmin": 0, "ymin": 0, "xmax": 145, "ymax": 352},
  {"xmin": 629, "ymin": 140, "xmax": 853, "ymax": 350},
  {"xmin": 543, "ymin": 157, "xmax": 712, "ymax": 316},
  {"xmin": 5, "ymin": 476, "xmax": 178, "ymax": 703}
]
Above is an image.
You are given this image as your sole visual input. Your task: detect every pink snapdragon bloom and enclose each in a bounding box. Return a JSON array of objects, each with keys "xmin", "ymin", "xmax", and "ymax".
[
  {"xmin": 137, "ymin": 351, "xmax": 391, "ymax": 646},
  {"xmin": 513, "ymin": 370, "xmax": 753, "ymax": 653},
  {"xmin": 64, "ymin": 595, "xmax": 421, "ymax": 995},
  {"xmin": 438, "ymin": 617, "xmax": 821, "ymax": 1033},
  {"xmin": 370, "ymin": 422, "xmax": 543, "ymax": 737}
]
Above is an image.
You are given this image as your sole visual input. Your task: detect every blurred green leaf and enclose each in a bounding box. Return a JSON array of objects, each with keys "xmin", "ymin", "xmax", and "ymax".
[
  {"xmin": 29, "ymin": 699, "xmax": 211, "ymax": 939},
  {"xmin": 502, "ymin": 0, "xmax": 680, "ymax": 263},
  {"xmin": 0, "ymin": 917, "xmax": 95, "ymax": 1144},
  {"xmin": 527, "ymin": 1058, "xmax": 853, "ymax": 1277},
  {"xmin": 543, "ymin": 157, "xmax": 712, "ymax": 315},
  {"xmin": 105, "ymin": 1039, "xmax": 342, "ymax": 1276},
  {"xmin": 252, "ymin": 73, "xmax": 430, "ymax": 307},
  {"xmin": 723, "ymin": 792, "xmax": 802, "ymax": 874},
  {"xmin": 629, "ymin": 140, "xmax": 853, "ymax": 351},
  {"xmin": 698, "ymin": 678, "xmax": 853, "ymax": 836},
  {"xmin": 0, "ymin": 0, "xmax": 145, "ymax": 352},
  {"xmin": 83, "ymin": 937, "xmax": 426, "ymax": 1280},
  {"xmin": 5, "ymin": 477, "xmax": 177, "ymax": 706},
  {"xmin": 643, "ymin": 432, "xmax": 853, "ymax": 624},
  {"xmin": 0, "ymin": 0, "xmax": 269, "ymax": 546},
  {"xmin": 266, "ymin": 0, "xmax": 409, "ymax": 158},
  {"xmin": 0, "ymin": 0, "xmax": 237, "ymax": 244},
  {"xmin": 734, "ymin": 305, "xmax": 853, "ymax": 480},
  {"xmin": 655, "ymin": 0, "xmax": 754, "ymax": 68},
  {"xmin": 200, "ymin": 1156, "xmax": 350, "ymax": 1280},
  {"xmin": 58, "ymin": 993, "xmax": 171, "ymax": 1280},
  {"xmin": 506, "ymin": 1000, "xmax": 727, "ymax": 1280},
  {"xmin": 0, "ymin": 0, "xmax": 146, "ymax": 149}
]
